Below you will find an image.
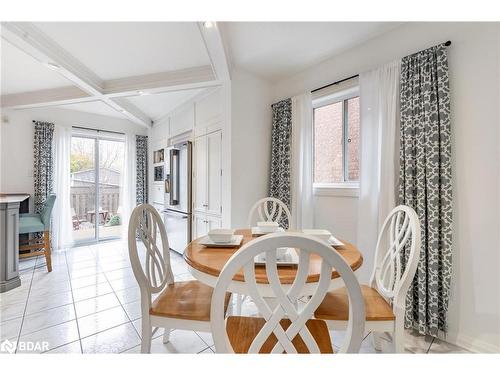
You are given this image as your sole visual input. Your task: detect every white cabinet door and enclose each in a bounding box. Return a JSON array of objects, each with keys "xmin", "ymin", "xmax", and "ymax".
[
  {"xmin": 152, "ymin": 184, "xmax": 164, "ymax": 205},
  {"xmin": 192, "ymin": 214, "xmax": 220, "ymax": 239},
  {"xmin": 207, "ymin": 215, "xmax": 222, "ymax": 232},
  {"xmin": 207, "ymin": 131, "xmax": 222, "ymax": 216},
  {"xmin": 193, "ymin": 213, "xmax": 208, "ymax": 239},
  {"xmin": 193, "ymin": 136, "xmax": 208, "ymax": 213}
]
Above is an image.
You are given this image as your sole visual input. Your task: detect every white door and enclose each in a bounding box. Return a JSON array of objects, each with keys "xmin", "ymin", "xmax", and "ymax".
[
  {"xmin": 207, "ymin": 131, "xmax": 222, "ymax": 216},
  {"xmin": 193, "ymin": 136, "xmax": 207, "ymax": 213},
  {"xmin": 193, "ymin": 213, "xmax": 208, "ymax": 238},
  {"xmin": 207, "ymin": 215, "xmax": 222, "ymax": 232}
]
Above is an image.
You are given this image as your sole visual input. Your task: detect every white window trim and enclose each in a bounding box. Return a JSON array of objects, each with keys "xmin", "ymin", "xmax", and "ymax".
[
  {"xmin": 312, "ymin": 86, "xmax": 359, "ymax": 109},
  {"xmin": 312, "ymin": 86, "xmax": 360, "ymax": 197},
  {"xmin": 313, "ymin": 183, "xmax": 360, "ymax": 197}
]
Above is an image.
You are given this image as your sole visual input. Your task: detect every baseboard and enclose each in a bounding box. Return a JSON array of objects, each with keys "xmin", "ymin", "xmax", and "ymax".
[{"xmin": 444, "ymin": 332, "xmax": 500, "ymax": 353}]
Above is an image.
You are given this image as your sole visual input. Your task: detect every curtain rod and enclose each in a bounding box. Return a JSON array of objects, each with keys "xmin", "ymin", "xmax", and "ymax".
[
  {"xmin": 311, "ymin": 74, "xmax": 359, "ymax": 93},
  {"xmin": 72, "ymin": 126, "xmax": 125, "ymax": 136},
  {"xmin": 31, "ymin": 121, "xmax": 126, "ymax": 136},
  {"xmin": 311, "ymin": 40, "xmax": 452, "ymax": 94}
]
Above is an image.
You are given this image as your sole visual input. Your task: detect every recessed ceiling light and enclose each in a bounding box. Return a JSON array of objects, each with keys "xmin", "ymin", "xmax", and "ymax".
[
  {"xmin": 203, "ymin": 21, "xmax": 214, "ymax": 29},
  {"xmin": 46, "ymin": 62, "xmax": 60, "ymax": 70},
  {"xmin": 137, "ymin": 90, "xmax": 149, "ymax": 96}
]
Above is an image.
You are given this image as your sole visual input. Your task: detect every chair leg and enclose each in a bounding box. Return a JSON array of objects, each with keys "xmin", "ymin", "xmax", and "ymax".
[
  {"xmin": 163, "ymin": 328, "xmax": 171, "ymax": 344},
  {"xmin": 371, "ymin": 332, "xmax": 383, "ymax": 351},
  {"xmin": 393, "ymin": 324, "xmax": 405, "ymax": 353},
  {"xmin": 141, "ymin": 318, "xmax": 152, "ymax": 353},
  {"xmin": 44, "ymin": 231, "xmax": 52, "ymax": 272}
]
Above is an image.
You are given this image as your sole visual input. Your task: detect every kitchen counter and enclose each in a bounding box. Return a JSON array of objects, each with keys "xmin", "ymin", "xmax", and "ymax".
[
  {"xmin": 0, "ymin": 193, "xmax": 30, "ymax": 204},
  {"xmin": 0, "ymin": 193, "xmax": 30, "ymax": 292}
]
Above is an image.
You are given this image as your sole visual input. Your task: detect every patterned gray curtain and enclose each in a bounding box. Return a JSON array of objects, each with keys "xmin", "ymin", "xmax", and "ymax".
[
  {"xmin": 269, "ymin": 99, "xmax": 292, "ymax": 228},
  {"xmin": 33, "ymin": 121, "xmax": 55, "ymax": 214},
  {"xmin": 399, "ymin": 43, "xmax": 452, "ymax": 337},
  {"xmin": 136, "ymin": 135, "xmax": 148, "ymax": 205}
]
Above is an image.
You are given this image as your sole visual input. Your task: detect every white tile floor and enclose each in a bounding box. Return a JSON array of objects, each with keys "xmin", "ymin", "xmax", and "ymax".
[{"xmin": 0, "ymin": 240, "xmax": 470, "ymax": 354}]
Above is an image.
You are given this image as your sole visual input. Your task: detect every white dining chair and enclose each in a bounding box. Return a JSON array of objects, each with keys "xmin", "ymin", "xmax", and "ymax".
[
  {"xmin": 314, "ymin": 205, "xmax": 421, "ymax": 353},
  {"xmin": 128, "ymin": 203, "xmax": 231, "ymax": 353},
  {"xmin": 210, "ymin": 232, "xmax": 366, "ymax": 353},
  {"xmin": 247, "ymin": 197, "xmax": 293, "ymax": 230}
]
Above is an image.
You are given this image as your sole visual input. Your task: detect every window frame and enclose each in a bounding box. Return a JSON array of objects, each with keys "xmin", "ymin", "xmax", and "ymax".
[{"xmin": 312, "ymin": 86, "xmax": 360, "ymax": 196}]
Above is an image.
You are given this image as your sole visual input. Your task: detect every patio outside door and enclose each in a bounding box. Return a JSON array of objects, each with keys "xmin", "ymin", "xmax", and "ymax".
[{"xmin": 70, "ymin": 130, "xmax": 125, "ymax": 243}]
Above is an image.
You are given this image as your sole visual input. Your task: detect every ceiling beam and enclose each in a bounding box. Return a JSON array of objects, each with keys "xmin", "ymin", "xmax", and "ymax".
[
  {"xmin": 1, "ymin": 22, "xmax": 152, "ymax": 128},
  {"xmin": 0, "ymin": 86, "xmax": 92, "ymax": 109},
  {"xmin": 1, "ymin": 22, "xmax": 224, "ymax": 128},
  {"xmin": 1, "ymin": 23, "xmax": 103, "ymax": 95},
  {"xmin": 1, "ymin": 67, "xmax": 220, "ymax": 110},
  {"xmin": 106, "ymin": 98, "xmax": 152, "ymax": 127},
  {"xmin": 103, "ymin": 66, "xmax": 218, "ymax": 97},
  {"xmin": 197, "ymin": 22, "xmax": 231, "ymax": 82}
]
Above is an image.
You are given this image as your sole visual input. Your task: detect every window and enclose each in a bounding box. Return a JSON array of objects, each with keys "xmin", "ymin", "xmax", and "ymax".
[{"xmin": 313, "ymin": 89, "xmax": 360, "ymax": 194}]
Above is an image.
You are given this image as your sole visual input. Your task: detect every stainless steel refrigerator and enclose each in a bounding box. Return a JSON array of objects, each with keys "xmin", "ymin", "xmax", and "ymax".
[{"xmin": 163, "ymin": 141, "xmax": 192, "ymax": 254}]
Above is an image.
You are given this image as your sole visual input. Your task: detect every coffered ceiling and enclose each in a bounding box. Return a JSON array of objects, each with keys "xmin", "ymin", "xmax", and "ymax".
[
  {"xmin": 32, "ymin": 22, "xmax": 211, "ymax": 80},
  {"xmin": 0, "ymin": 22, "xmax": 228, "ymax": 127}
]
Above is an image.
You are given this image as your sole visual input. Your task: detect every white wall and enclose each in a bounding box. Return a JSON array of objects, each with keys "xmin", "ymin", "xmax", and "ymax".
[
  {"xmin": 273, "ymin": 22, "xmax": 500, "ymax": 352},
  {"xmin": 0, "ymin": 107, "xmax": 147, "ymax": 212},
  {"xmin": 231, "ymin": 68, "xmax": 273, "ymax": 228}
]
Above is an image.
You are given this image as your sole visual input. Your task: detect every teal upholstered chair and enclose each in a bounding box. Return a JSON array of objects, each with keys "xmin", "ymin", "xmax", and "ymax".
[{"xmin": 19, "ymin": 194, "xmax": 56, "ymax": 272}]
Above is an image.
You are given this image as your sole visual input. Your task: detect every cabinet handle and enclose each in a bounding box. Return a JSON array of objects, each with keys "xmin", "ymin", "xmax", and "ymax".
[{"xmin": 203, "ymin": 204, "xmax": 208, "ymax": 207}]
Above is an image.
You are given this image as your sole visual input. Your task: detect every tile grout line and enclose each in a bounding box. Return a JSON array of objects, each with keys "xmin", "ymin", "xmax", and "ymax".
[
  {"xmin": 14, "ymin": 256, "xmax": 37, "ymax": 353},
  {"xmin": 194, "ymin": 331, "xmax": 214, "ymax": 348},
  {"xmin": 426, "ymin": 336, "xmax": 436, "ymax": 354},
  {"xmin": 96, "ymin": 245, "xmax": 141, "ymax": 348},
  {"xmin": 64, "ymin": 249, "xmax": 84, "ymax": 354}
]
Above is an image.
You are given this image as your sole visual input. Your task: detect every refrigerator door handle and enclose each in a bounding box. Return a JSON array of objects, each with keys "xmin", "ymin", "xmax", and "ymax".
[{"xmin": 169, "ymin": 149, "xmax": 180, "ymax": 205}]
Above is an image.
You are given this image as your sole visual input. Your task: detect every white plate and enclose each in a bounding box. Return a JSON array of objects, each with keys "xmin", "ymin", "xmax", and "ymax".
[
  {"xmin": 199, "ymin": 235, "xmax": 243, "ymax": 248},
  {"xmin": 328, "ymin": 236, "xmax": 344, "ymax": 247},
  {"xmin": 254, "ymin": 248, "xmax": 299, "ymax": 266},
  {"xmin": 251, "ymin": 227, "xmax": 285, "ymax": 236}
]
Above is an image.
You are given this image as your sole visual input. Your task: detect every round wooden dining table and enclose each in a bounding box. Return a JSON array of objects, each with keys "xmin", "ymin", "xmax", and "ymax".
[{"xmin": 183, "ymin": 229, "xmax": 363, "ymax": 297}]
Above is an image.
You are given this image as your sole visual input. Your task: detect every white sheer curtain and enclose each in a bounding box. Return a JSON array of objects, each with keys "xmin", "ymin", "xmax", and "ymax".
[
  {"xmin": 120, "ymin": 132, "xmax": 136, "ymax": 239},
  {"xmin": 356, "ymin": 61, "xmax": 401, "ymax": 282},
  {"xmin": 291, "ymin": 92, "xmax": 314, "ymax": 230},
  {"xmin": 52, "ymin": 124, "xmax": 73, "ymax": 249}
]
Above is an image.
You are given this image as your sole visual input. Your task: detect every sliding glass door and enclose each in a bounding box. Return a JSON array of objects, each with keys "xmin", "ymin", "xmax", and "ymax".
[
  {"xmin": 98, "ymin": 138, "xmax": 125, "ymax": 240},
  {"xmin": 70, "ymin": 131, "xmax": 125, "ymax": 243}
]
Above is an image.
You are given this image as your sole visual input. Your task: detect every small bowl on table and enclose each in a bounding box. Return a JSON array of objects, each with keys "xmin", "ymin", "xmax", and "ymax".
[
  {"xmin": 208, "ymin": 229, "xmax": 235, "ymax": 243},
  {"xmin": 257, "ymin": 221, "xmax": 280, "ymax": 233}
]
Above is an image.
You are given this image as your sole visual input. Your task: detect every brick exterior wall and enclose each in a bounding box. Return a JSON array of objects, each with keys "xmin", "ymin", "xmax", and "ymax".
[{"xmin": 313, "ymin": 97, "xmax": 359, "ymax": 183}]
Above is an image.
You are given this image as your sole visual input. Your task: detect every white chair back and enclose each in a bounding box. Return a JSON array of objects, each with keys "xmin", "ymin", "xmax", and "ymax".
[
  {"xmin": 211, "ymin": 233, "xmax": 365, "ymax": 353},
  {"xmin": 128, "ymin": 204, "xmax": 174, "ymax": 301},
  {"xmin": 369, "ymin": 205, "xmax": 421, "ymax": 315},
  {"xmin": 247, "ymin": 197, "xmax": 292, "ymax": 230}
]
